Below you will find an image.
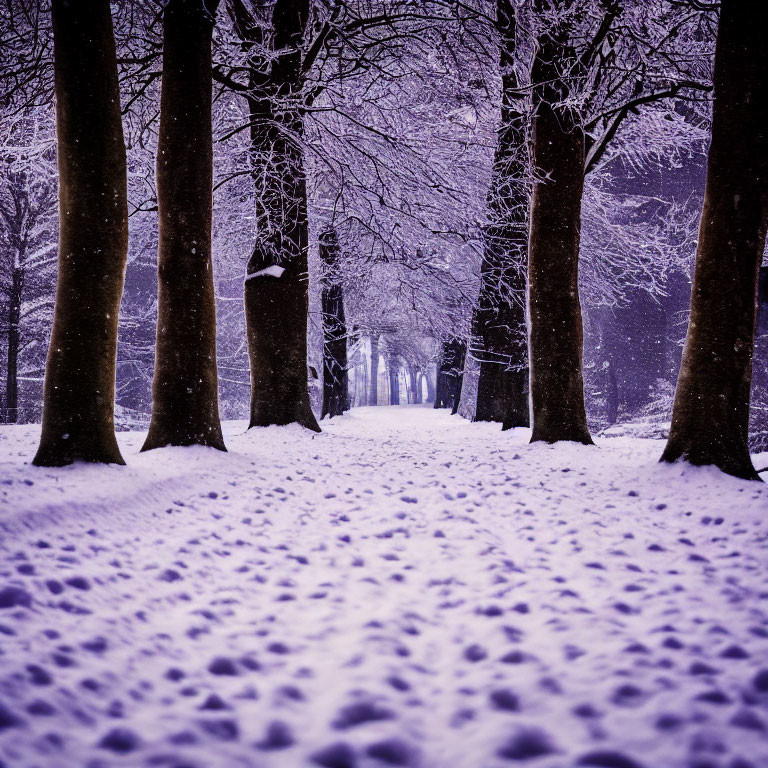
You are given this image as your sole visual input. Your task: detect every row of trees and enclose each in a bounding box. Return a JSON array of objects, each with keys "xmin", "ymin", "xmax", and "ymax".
[
  {"xmin": 448, "ymin": 0, "xmax": 767, "ymax": 480},
  {"xmin": 2, "ymin": 0, "xmax": 766, "ymax": 480}
]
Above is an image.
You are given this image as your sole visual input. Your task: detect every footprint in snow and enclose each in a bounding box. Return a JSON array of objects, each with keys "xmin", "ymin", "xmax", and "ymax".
[
  {"xmin": 332, "ymin": 700, "xmax": 395, "ymax": 729},
  {"xmin": 497, "ymin": 726, "xmax": 558, "ymax": 761}
]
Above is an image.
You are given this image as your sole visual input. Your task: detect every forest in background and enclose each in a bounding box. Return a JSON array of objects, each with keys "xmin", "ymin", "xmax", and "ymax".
[{"xmin": 1, "ymin": 0, "xmax": 767, "ymax": 468}]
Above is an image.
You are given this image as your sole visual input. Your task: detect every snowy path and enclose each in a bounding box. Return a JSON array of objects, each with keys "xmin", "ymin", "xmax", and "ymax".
[{"xmin": 0, "ymin": 405, "xmax": 767, "ymax": 768}]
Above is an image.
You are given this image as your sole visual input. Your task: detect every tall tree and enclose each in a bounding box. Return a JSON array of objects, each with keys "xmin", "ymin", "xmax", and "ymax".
[
  {"xmin": 434, "ymin": 338, "xmax": 465, "ymax": 411},
  {"xmin": 369, "ymin": 333, "xmax": 380, "ymax": 406},
  {"xmin": 33, "ymin": 0, "xmax": 128, "ymax": 466},
  {"xmin": 527, "ymin": 2, "xmax": 593, "ymax": 445},
  {"xmin": 320, "ymin": 228, "xmax": 348, "ymax": 419},
  {"xmin": 408, "ymin": 365, "xmax": 422, "ymax": 404},
  {"xmin": 661, "ymin": 0, "xmax": 768, "ymax": 481},
  {"xmin": 471, "ymin": 0, "xmax": 529, "ymax": 430},
  {"xmin": 388, "ymin": 355, "xmax": 401, "ymax": 405},
  {"xmin": 228, "ymin": 0, "xmax": 319, "ymax": 431},
  {"xmin": 142, "ymin": 0, "xmax": 225, "ymax": 452},
  {"xmin": 0, "ymin": 118, "xmax": 57, "ymax": 425}
]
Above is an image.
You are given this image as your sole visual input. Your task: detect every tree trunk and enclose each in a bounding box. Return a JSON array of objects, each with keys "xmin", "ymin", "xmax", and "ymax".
[
  {"xmin": 142, "ymin": 0, "xmax": 225, "ymax": 452},
  {"xmin": 450, "ymin": 342, "xmax": 466, "ymax": 414},
  {"xmin": 434, "ymin": 344, "xmax": 449, "ymax": 409},
  {"xmin": 369, "ymin": 335, "xmax": 379, "ymax": 405},
  {"xmin": 472, "ymin": 0, "xmax": 529, "ymax": 431},
  {"xmin": 388, "ymin": 361, "xmax": 400, "ymax": 405},
  {"xmin": 231, "ymin": 0, "xmax": 318, "ymax": 432},
  {"xmin": 605, "ymin": 360, "xmax": 618, "ymax": 426},
  {"xmin": 435, "ymin": 339, "xmax": 465, "ymax": 411},
  {"xmin": 451, "ymin": 365, "xmax": 465, "ymax": 416},
  {"xmin": 409, "ymin": 366, "xmax": 422, "ymax": 404},
  {"xmin": 527, "ymin": 14, "xmax": 592, "ymax": 446},
  {"xmin": 425, "ymin": 367, "xmax": 435, "ymax": 404},
  {"xmin": 33, "ymin": 0, "xmax": 127, "ymax": 466},
  {"xmin": 5, "ymin": 267, "xmax": 22, "ymax": 424},
  {"xmin": 434, "ymin": 373, "xmax": 445, "ymax": 409},
  {"xmin": 661, "ymin": 0, "xmax": 768, "ymax": 480},
  {"xmin": 320, "ymin": 228, "xmax": 348, "ymax": 419}
]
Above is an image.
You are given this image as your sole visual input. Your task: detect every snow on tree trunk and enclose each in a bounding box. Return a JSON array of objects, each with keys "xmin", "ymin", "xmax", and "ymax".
[
  {"xmin": 527, "ymin": 9, "xmax": 592, "ymax": 446},
  {"xmin": 33, "ymin": 0, "xmax": 127, "ymax": 466},
  {"xmin": 471, "ymin": 0, "xmax": 529, "ymax": 431},
  {"xmin": 142, "ymin": 0, "xmax": 225, "ymax": 452},
  {"xmin": 320, "ymin": 228, "xmax": 348, "ymax": 419},
  {"xmin": 232, "ymin": 0, "xmax": 319, "ymax": 432},
  {"xmin": 661, "ymin": 0, "xmax": 768, "ymax": 481}
]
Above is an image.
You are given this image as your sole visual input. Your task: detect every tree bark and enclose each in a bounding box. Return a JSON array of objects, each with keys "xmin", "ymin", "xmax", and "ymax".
[
  {"xmin": 451, "ymin": 363, "xmax": 465, "ymax": 416},
  {"xmin": 605, "ymin": 360, "xmax": 618, "ymax": 426},
  {"xmin": 369, "ymin": 334, "xmax": 380, "ymax": 405},
  {"xmin": 527, "ymin": 12, "xmax": 593, "ymax": 446},
  {"xmin": 33, "ymin": 0, "xmax": 127, "ymax": 466},
  {"xmin": 409, "ymin": 366, "xmax": 422, "ymax": 404},
  {"xmin": 320, "ymin": 228, "xmax": 348, "ymax": 419},
  {"xmin": 471, "ymin": 0, "xmax": 529, "ymax": 431},
  {"xmin": 142, "ymin": 0, "xmax": 225, "ymax": 452},
  {"xmin": 425, "ymin": 367, "xmax": 435, "ymax": 403},
  {"xmin": 5, "ymin": 267, "xmax": 22, "ymax": 424},
  {"xmin": 388, "ymin": 360, "xmax": 400, "ymax": 405},
  {"xmin": 435, "ymin": 339, "xmax": 466, "ymax": 412},
  {"xmin": 661, "ymin": 0, "xmax": 768, "ymax": 480},
  {"xmin": 361, "ymin": 352, "xmax": 368, "ymax": 407},
  {"xmin": 230, "ymin": 0, "xmax": 318, "ymax": 432}
]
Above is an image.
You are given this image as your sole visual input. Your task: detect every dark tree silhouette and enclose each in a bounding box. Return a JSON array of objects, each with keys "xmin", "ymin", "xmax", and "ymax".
[
  {"xmin": 320, "ymin": 228, "xmax": 348, "ymax": 419},
  {"xmin": 388, "ymin": 357, "xmax": 401, "ymax": 405},
  {"xmin": 661, "ymin": 0, "xmax": 768, "ymax": 481},
  {"xmin": 229, "ymin": 0, "xmax": 319, "ymax": 432},
  {"xmin": 471, "ymin": 0, "xmax": 529, "ymax": 431},
  {"xmin": 527, "ymin": 5, "xmax": 593, "ymax": 445},
  {"xmin": 142, "ymin": 0, "xmax": 225, "ymax": 452},
  {"xmin": 435, "ymin": 338, "xmax": 466, "ymax": 412},
  {"xmin": 369, "ymin": 334, "xmax": 380, "ymax": 405},
  {"xmin": 4, "ymin": 263, "xmax": 21, "ymax": 424},
  {"xmin": 33, "ymin": 0, "xmax": 128, "ymax": 466}
]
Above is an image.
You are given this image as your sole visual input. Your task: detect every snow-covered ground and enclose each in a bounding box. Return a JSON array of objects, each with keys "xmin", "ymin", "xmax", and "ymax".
[{"xmin": 1, "ymin": 405, "xmax": 767, "ymax": 768}]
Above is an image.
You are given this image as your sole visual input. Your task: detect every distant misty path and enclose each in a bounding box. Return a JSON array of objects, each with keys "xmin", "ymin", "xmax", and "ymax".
[{"xmin": 1, "ymin": 405, "xmax": 767, "ymax": 768}]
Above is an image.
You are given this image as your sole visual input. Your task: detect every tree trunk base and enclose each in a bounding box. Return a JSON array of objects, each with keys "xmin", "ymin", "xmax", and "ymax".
[
  {"xmin": 244, "ymin": 267, "xmax": 320, "ymax": 434},
  {"xmin": 661, "ymin": 436, "xmax": 760, "ymax": 482},
  {"xmin": 33, "ymin": 428, "xmax": 125, "ymax": 467},
  {"xmin": 141, "ymin": 429, "xmax": 226, "ymax": 453},
  {"xmin": 475, "ymin": 364, "xmax": 529, "ymax": 430},
  {"xmin": 530, "ymin": 429, "xmax": 593, "ymax": 446},
  {"xmin": 249, "ymin": 403, "xmax": 320, "ymax": 433}
]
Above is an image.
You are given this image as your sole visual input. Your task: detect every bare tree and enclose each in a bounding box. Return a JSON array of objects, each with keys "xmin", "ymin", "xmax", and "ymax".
[
  {"xmin": 142, "ymin": 0, "xmax": 226, "ymax": 451},
  {"xmin": 523, "ymin": 0, "xmax": 711, "ymax": 444},
  {"xmin": 319, "ymin": 227, "xmax": 348, "ymax": 418},
  {"xmin": 527, "ymin": 1, "xmax": 592, "ymax": 445},
  {"xmin": 227, "ymin": 0, "xmax": 320, "ymax": 431},
  {"xmin": 0, "ymin": 110, "xmax": 57, "ymax": 424},
  {"xmin": 471, "ymin": 0, "xmax": 529, "ymax": 430},
  {"xmin": 33, "ymin": 0, "xmax": 128, "ymax": 466},
  {"xmin": 661, "ymin": 0, "xmax": 768, "ymax": 480}
]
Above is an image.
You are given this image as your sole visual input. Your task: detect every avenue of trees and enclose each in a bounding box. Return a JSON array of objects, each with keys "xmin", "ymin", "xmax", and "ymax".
[{"xmin": 1, "ymin": 0, "xmax": 767, "ymax": 480}]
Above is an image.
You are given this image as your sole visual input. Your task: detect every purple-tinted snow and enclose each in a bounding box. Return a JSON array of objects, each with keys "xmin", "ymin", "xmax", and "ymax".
[{"xmin": 0, "ymin": 405, "xmax": 767, "ymax": 768}]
